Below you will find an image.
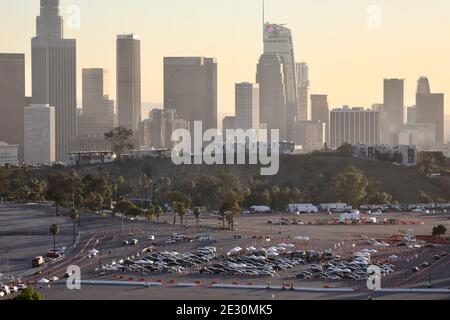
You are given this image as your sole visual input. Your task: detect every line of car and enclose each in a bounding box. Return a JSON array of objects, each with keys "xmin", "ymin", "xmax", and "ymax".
[
  {"xmin": 297, "ymin": 260, "xmax": 396, "ymax": 282},
  {"xmin": 0, "ymin": 284, "xmax": 27, "ymax": 297},
  {"xmin": 412, "ymin": 251, "xmax": 447, "ymax": 273},
  {"xmin": 101, "ymin": 247, "xmax": 218, "ymax": 275},
  {"xmin": 200, "ymin": 255, "xmax": 305, "ymax": 278}
]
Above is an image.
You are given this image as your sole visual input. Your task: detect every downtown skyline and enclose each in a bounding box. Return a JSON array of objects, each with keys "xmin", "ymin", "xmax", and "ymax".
[{"xmin": 0, "ymin": 0, "xmax": 449, "ymax": 120}]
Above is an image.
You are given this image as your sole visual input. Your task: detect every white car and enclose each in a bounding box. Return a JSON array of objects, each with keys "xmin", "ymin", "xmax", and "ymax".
[
  {"xmin": 0, "ymin": 291, "xmax": 5, "ymax": 297},
  {"xmin": 17, "ymin": 284, "xmax": 27, "ymax": 291},
  {"xmin": 147, "ymin": 235, "xmax": 156, "ymax": 241},
  {"xmin": 9, "ymin": 286, "xmax": 18, "ymax": 293},
  {"xmin": 0, "ymin": 285, "xmax": 11, "ymax": 295}
]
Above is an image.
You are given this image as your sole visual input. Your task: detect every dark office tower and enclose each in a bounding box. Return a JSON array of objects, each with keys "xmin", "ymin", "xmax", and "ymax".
[
  {"xmin": 383, "ymin": 79, "xmax": 404, "ymax": 146},
  {"xmin": 264, "ymin": 23, "xmax": 298, "ymax": 140},
  {"xmin": 256, "ymin": 54, "xmax": 287, "ymax": 140},
  {"xmin": 311, "ymin": 94, "xmax": 330, "ymax": 144},
  {"xmin": 117, "ymin": 34, "xmax": 141, "ymax": 132},
  {"xmin": 31, "ymin": 0, "xmax": 77, "ymax": 162},
  {"xmin": 164, "ymin": 57, "xmax": 217, "ymax": 133},
  {"xmin": 416, "ymin": 77, "xmax": 445, "ymax": 143},
  {"xmin": 0, "ymin": 54, "xmax": 25, "ymax": 161},
  {"xmin": 416, "ymin": 77, "xmax": 431, "ymax": 95},
  {"xmin": 79, "ymin": 68, "xmax": 115, "ymax": 135}
]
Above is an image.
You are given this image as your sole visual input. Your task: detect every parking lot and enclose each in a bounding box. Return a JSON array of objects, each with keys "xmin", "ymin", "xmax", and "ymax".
[{"xmin": 1, "ymin": 204, "xmax": 449, "ymax": 300}]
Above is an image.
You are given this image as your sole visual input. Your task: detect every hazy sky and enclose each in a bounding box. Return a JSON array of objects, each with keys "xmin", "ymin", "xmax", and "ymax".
[{"xmin": 1, "ymin": 0, "xmax": 449, "ymax": 119}]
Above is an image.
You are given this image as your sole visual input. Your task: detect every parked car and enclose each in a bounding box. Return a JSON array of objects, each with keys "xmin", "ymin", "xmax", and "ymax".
[{"xmin": 32, "ymin": 256, "xmax": 45, "ymax": 267}]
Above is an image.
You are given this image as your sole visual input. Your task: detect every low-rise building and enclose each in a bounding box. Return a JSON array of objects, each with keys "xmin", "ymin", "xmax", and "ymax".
[
  {"xmin": 0, "ymin": 142, "xmax": 19, "ymax": 165},
  {"xmin": 352, "ymin": 144, "xmax": 417, "ymax": 166}
]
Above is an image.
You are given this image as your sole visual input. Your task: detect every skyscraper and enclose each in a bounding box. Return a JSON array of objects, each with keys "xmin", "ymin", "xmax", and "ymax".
[
  {"xmin": 117, "ymin": 34, "xmax": 141, "ymax": 132},
  {"xmin": 256, "ymin": 54, "xmax": 286, "ymax": 140},
  {"xmin": 164, "ymin": 57, "xmax": 217, "ymax": 133},
  {"xmin": 79, "ymin": 68, "xmax": 115, "ymax": 135},
  {"xmin": 383, "ymin": 79, "xmax": 404, "ymax": 145},
  {"xmin": 416, "ymin": 77, "xmax": 444, "ymax": 143},
  {"xmin": 296, "ymin": 62, "xmax": 310, "ymax": 121},
  {"xmin": 293, "ymin": 121, "xmax": 325, "ymax": 154},
  {"xmin": 235, "ymin": 83, "xmax": 260, "ymax": 131},
  {"xmin": 330, "ymin": 107, "xmax": 381, "ymax": 149},
  {"xmin": 416, "ymin": 77, "xmax": 431, "ymax": 95},
  {"xmin": 31, "ymin": 0, "xmax": 77, "ymax": 162},
  {"xmin": 24, "ymin": 104, "xmax": 56, "ymax": 164},
  {"xmin": 31, "ymin": 0, "xmax": 77, "ymax": 161},
  {"xmin": 264, "ymin": 23, "xmax": 298, "ymax": 140},
  {"xmin": 0, "ymin": 53, "xmax": 25, "ymax": 161},
  {"xmin": 311, "ymin": 94, "xmax": 330, "ymax": 144}
]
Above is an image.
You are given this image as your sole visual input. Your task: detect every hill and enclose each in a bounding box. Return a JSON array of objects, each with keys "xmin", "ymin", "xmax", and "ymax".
[{"xmin": 70, "ymin": 154, "xmax": 446, "ymax": 204}]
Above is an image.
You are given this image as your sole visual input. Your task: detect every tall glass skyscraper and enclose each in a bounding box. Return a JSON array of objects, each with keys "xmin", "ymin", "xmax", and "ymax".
[{"xmin": 263, "ymin": 23, "xmax": 298, "ymax": 141}]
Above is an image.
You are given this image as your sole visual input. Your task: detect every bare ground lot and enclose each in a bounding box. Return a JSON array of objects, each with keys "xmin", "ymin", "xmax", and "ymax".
[{"xmin": 1, "ymin": 204, "xmax": 449, "ymax": 300}]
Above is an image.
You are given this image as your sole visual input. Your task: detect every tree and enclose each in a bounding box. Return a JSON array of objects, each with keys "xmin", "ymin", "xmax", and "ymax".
[
  {"xmin": 46, "ymin": 173, "xmax": 71, "ymax": 216},
  {"xmin": 146, "ymin": 206, "xmax": 154, "ymax": 222},
  {"xmin": 154, "ymin": 206, "xmax": 163, "ymax": 223},
  {"xmin": 127, "ymin": 206, "xmax": 144, "ymax": 218},
  {"xmin": 175, "ymin": 201, "xmax": 187, "ymax": 225},
  {"xmin": 115, "ymin": 176, "xmax": 125, "ymax": 202},
  {"xmin": 417, "ymin": 191, "xmax": 433, "ymax": 204},
  {"xmin": 432, "ymin": 225, "xmax": 447, "ymax": 238},
  {"xmin": 13, "ymin": 287, "xmax": 44, "ymax": 300},
  {"xmin": 85, "ymin": 192, "xmax": 104, "ymax": 214},
  {"xmin": 337, "ymin": 143, "xmax": 353, "ymax": 156},
  {"xmin": 365, "ymin": 180, "xmax": 394, "ymax": 205},
  {"xmin": 49, "ymin": 224, "xmax": 60, "ymax": 252},
  {"xmin": 105, "ymin": 127, "xmax": 134, "ymax": 159},
  {"xmin": 69, "ymin": 208, "xmax": 79, "ymax": 245},
  {"xmin": 219, "ymin": 191, "xmax": 241, "ymax": 230},
  {"xmin": 193, "ymin": 207, "xmax": 201, "ymax": 227},
  {"xmin": 114, "ymin": 199, "xmax": 136, "ymax": 218},
  {"xmin": 332, "ymin": 165, "xmax": 368, "ymax": 208}
]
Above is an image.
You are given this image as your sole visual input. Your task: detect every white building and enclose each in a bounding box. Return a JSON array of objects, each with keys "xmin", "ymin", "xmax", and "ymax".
[
  {"xmin": 352, "ymin": 144, "xmax": 417, "ymax": 167},
  {"xmin": 330, "ymin": 107, "xmax": 381, "ymax": 149},
  {"xmin": 0, "ymin": 142, "xmax": 19, "ymax": 165},
  {"xmin": 24, "ymin": 104, "xmax": 56, "ymax": 164}
]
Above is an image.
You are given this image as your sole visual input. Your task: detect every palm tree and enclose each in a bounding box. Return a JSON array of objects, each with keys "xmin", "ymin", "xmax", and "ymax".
[
  {"xmin": 193, "ymin": 207, "xmax": 201, "ymax": 228},
  {"xmin": 154, "ymin": 206, "xmax": 163, "ymax": 223},
  {"xmin": 146, "ymin": 206, "xmax": 154, "ymax": 222},
  {"xmin": 49, "ymin": 224, "xmax": 60, "ymax": 252},
  {"xmin": 115, "ymin": 176, "xmax": 125, "ymax": 202},
  {"xmin": 172, "ymin": 201, "xmax": 178, "ymax": 225},
  {"xmin": 176, "ymin": 202, "xmax": 186, "ymax": 226},
  {"xmin": 69, "ymin": 209, "xmax": 79, "ymax": 245}
]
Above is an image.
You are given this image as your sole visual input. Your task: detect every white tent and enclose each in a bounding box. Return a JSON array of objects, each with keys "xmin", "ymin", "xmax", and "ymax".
[
  {"xmin": 89, "ymin": 249, "xmax": 100, "ymax": 256},
  {"xmin": 38, "ymin": 278, "xmax": 50, "ymax": 284}
]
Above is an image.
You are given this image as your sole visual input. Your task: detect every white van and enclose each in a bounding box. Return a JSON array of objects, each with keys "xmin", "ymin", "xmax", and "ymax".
[
  {"xmin": 249, "ymin": 206, "xmax": 272, "ymax": 214},
  {"xmin": 288, "ymin": 204, "xmax": 318, "ymax": 214}
]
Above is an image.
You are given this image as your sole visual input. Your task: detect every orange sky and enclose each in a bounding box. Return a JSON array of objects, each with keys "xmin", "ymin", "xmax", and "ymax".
[{"xmin": 1, "ymin": 0, "xmax": 449, "ymax": 121}]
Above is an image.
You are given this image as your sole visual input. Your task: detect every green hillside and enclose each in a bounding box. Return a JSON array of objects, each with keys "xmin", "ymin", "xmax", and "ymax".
[{"xmin": 72, "ymin": 154, "xmax": 446, "ymax": 204}]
